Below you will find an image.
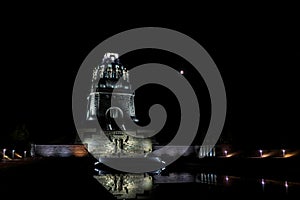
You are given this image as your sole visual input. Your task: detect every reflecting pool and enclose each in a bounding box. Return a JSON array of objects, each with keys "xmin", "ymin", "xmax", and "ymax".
[{"xmin": 94, "ymin": 168, "xmax": 300, "ymax": 199}]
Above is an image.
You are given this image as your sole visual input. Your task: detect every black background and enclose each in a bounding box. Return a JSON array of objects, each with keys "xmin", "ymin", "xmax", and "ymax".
[{"xmin": 1, "ymin": 6, "xmax": 299, "ymax": 150}]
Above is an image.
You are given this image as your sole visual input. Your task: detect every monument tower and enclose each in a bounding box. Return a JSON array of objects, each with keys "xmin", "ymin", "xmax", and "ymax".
[{"xmin": 80, "ymin": 53, "xmax": 152, "ymax": 158}]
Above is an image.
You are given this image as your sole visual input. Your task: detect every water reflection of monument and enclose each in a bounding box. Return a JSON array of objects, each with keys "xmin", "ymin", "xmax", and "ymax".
[
  {"xmin": 94, "ymin": 171, "xmax": 218, "ymax": 199},
  {"xmin": 94, "ymin": 173, "xmax": 153, "ymax": 199},
  {"xmin": 79, "ymin": 53, "xmax": 152, "ymax": 158}
]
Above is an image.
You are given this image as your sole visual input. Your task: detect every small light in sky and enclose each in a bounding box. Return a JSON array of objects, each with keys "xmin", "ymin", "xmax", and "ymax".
[{"xmin": 180, "ymin": 70, "xmax": 184, "ymax": 75}]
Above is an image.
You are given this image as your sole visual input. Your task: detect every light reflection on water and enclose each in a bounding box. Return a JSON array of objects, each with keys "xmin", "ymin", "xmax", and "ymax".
[
  {"xmin": 93, "ymin": 169, "xmax": 300, "ymax": 199},
  {"xmin": 94, "ymin": 173, "xmax": 153, "ymax": 199}
]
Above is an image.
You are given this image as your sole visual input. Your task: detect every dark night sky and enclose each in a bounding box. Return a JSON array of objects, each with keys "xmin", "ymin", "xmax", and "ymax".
[{"xmin": 1, "ymin": 8, "xmax": 299, "ymax": 149}]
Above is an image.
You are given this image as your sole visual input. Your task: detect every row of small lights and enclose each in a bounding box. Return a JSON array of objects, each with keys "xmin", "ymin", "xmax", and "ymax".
[
  {"xmin": 261, "ymin": 179, "xmax": 288, "ymax": 188},
  {"xmin": 261, "ymin": 179, "xmax": 289, "ymax": 193},
  {"xmin": 3, "ymin": 148, "xmax": 290, "ymax": 159},
  {"xmin": 1, "ymin": 148, "xmax": 27, "ymax": 160},
  {"xmin": 259, "ymin": 149, "xmax": 286, "ymax": 157},
  {"xmin": 223, "ymin": 149, "xmax": 289, "ymax": 158},
  {"xmin": 225, "ymin": 176, "xmax": 289, "ymax": 192}
]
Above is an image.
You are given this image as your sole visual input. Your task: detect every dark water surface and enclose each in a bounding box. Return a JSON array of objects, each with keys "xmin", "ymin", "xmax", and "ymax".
[{"xmin": 1, "ymin": 157, "xmax": 300, "ymax": 199}]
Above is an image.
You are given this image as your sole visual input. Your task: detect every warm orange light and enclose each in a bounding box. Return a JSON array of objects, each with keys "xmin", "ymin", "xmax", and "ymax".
[
  {"xmin": 15, "ymin": 153, "xmax": 22, "ymax": 158},
  {"xmin": 225, "ymin": 152, "xmax": 239, "ymax": 157},
  {"xmin": 261, "ymin": 153, "xmax": 272, "ymax": 158},
  {"xmin": 4, "ymin": 155, "xmax": 12, "ymax": 160},
  {"xmin": 283, "ymin": 153, "xmax": 296, "ymax": 158}
]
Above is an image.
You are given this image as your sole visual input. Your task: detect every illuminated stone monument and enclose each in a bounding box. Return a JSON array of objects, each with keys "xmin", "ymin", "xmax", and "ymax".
[
  {"xmin": 86, "ymin": 53, "xmax": 136, "ymax": 128},
  {"xmin": 79, "ymin": 53, "xmax": 152, "ymax": 158}
]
